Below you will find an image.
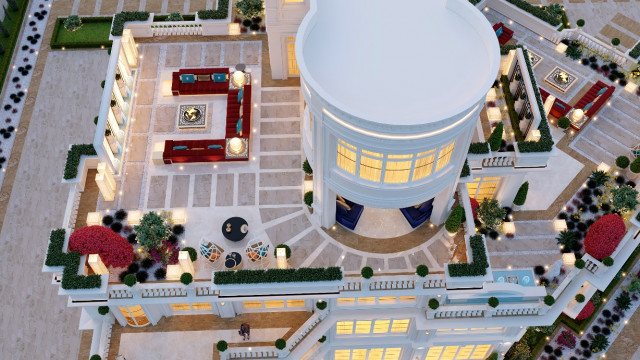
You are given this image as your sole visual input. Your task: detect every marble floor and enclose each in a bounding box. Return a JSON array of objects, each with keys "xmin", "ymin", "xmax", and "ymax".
[{"xmin": 352, "ymin": 207, "xmax": 415, "ymax": 239}]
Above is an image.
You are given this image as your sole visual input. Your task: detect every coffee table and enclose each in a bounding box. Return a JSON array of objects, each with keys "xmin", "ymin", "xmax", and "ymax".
[
  {"xmin": 222, "ymin": 217, "xmax": 248, "ymax": 242},
  {"xmin": 225, "ymin": 252, "xmax": 243, "ymax": 269}
]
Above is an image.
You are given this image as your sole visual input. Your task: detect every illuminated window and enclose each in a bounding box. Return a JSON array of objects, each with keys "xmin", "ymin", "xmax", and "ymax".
[
  {"xmin": 383, "ymin": 348, "xmax": 401, "ymax": 360},
  {"xmin": 369, "ymin": 348, "xmax": 384, "ymax": 360},
  {"xmin": 373, "ymin": 320, "xmax": 390, "ymax": 333},
  {"xmin": 357, "ymin": 297, "xmax": 375, "ymax": 304},
  {"xmin": 337, "ymin": 298, "xmax": 355, "ymax": 305},
  {"xmin": 285, "ymin": 0, "xmax": 304, "ymax": 2},
  {"xmin": 265, "ymin": 300, "xmax": 285, "ymax": 308},
  {"xmin": 413, "ymin": 150, "xmax": 436, "ymax": 180},
  {"xmin": 390, "ymin": 319, "xmax": 409, "ymax": 333},
  {"xmin": 334, "ymin": 350, "xmax": 351, "ymax": 360},
  {"xmin": 360, "ymin": 153, "xmax": 383, "ymax": 182},
  {"xmin": 355, "ymin": 320, "xmax": 372, "ymax": 334},
  {"xmin": 192, "ymin": 303, "xmax": 212, "ymax": 310},
  {"xmin": 436, "ymin": 142, "xmax": 455, "ymax": 172},
  {"xmin": 378, "ymin": 296, "xmax": 396, "ymax": 303},
  {"xmin": 243, "ymin": 301, "xmax": 263, "ymax": 309},
  {"xmin": 470, "ymin": 345, "xmax": 491, "ymax": 359},
  {"xmin": 334, "ymin": 348, "xmax": 402, "ymax": 360},
  {"xmin": 426, "ymin": 346, "xmax": 443, "ymax": 360},
  {"xmin": 337, "ymin": 139, "xmax": 357, "ymax": 175},
  {"xmin": 286, "ymin": 37, "xmax": 299, "ymax": 76},
  {"xmin": 119, "ymin": 305, "xmax": 149, "ymax": 327},
  {"xmin": 457, "ymin": 345, "xmax": 474, "ymax": 359},
  {"xmin": 441, "ymin": 346, "xmax": 459, "ymax": 360},
  {"xmin": 336, "ymin": 321, "xmax": 353, "ymax": 335},
  {"xmin": 286, "ymin": 299, "xmax": 305, "ymax": 307},
  {"xmin": 384, "ymin": 159, "xmax": 412, "ymax": 183},
  {"xmin": 398, "ymin": 296, "xmax": 416, "ymax": 302},
  {"xmin": 467, "ymin": 176, "xmax": 501, "ymax": 201},
  {"xmin": 171, "ymin": 303, "xmax": 191, "ymax": 311},
  {"xmin": 352, "ymin": 349, "xmax": 367, "ymax": 360}
]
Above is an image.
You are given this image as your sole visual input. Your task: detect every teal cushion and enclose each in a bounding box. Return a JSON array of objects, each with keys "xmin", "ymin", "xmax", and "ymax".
[
  {"xmin": 237, "ymin": 88, "xmax": 243, "ymax": 103},
  {"xmin": 596, "ymin": 87, "xmax": 607, "ymax": 96},
  {"xmin": 583, "ymin": 102, "xmax": 594, "ymax": 111},
  {"xmin": 212, "ymin": 73, "xmax": 227, "ymax": 82},
  {"xmin": 173, "ymin": 145, "xmax": 188, "ymax": 150},
  {"xmin": 554, "ymin": 101, "xmax": 565, "ymax": 110},
  {"xmin": 496, "ymin": 27, "xmax": 503, "ymax": 37},
  {"xmin": 236, "ymin": 118, "xmax": 243, "ymax": 135},
  {"xmin": 180, "ymin": 74, "xmax": 195, "ymax": 83},
  {"xmin": 208, "ymin": 144, "xmax": 223, "ymax": 149}
]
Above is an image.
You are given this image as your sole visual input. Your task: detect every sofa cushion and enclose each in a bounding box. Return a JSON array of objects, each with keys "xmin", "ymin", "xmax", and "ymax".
[
  {"xmin": 596, "ymin": 87, "xmax": 607, "ymax": 96},
  {"xmin": 555, "ymin": 101, "xmax": 565, "ymax": 110},
  {"xmin": 212, "ymin": 73, "xmax": 227, "ymax": 82},
  {"xmin": 336, "ymin": 199, "xmax": 351, "ymax": 211},
  {"xmin": 208, "ymin": 144, "xmax": 223, "ymax": 149},
  {"xmin": 336, "ymin": 202, "xmax": 348, "ymax": 216},
  {"xmin": 238, "ymin": 88, "xmax": 244, "ymax": 103},
  {"xmin": 197, "ymin": 74, "xmax": 211, "ymax": 82},
  {"xmin": 173, "ymin": 145, "xmax": 188, "ymax": 150},
  {"xmin": 180, "ymin": 74, "xmax": 195, "ymax": 83},
  {"xmin": 236, "ymin": 118, "xmax": 243, "ymax": 135},
  {"xmin": 496, "ymin": 27, "xmax": 503, "ymax": 37},
  {"xmin": 583, "ymin": 102, "xmax": 594, "ymax": 111},
  {"xmin": 418, "ymin": 201, "xmax": 432, "ymax": 213}
]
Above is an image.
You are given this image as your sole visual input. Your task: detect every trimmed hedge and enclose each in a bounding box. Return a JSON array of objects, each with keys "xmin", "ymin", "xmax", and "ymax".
[
  {"xmin": 63, "ymin": 144, "xmax": 97, "ymax": 180},
  {"xmin": 469, "ymin": 142, "xmax": 490, "ymax": 154},
  {"xmin": 445, "ymin": 205, "xmax": 464, "ymax": 233},
  {"xmin": 505, "ymin": 0, "xmax": 562, "ymax": 26},
  {"xmin": 50, "ymin": 17, "xmax": 113, "ymax": 49},
  {"xmin": 630, "ymin": 41, "xmax": 640, "ymax": 59},
  {"xmin": 198, "ymin": 0, "xmax": 230, "ymax": 20},
  {"xmin": 447, "ymin": 235, "xmax": 489, "ymax": 277},
  {"xmin": 513, "ymin": 181, "xmax": 529, "ymax": 206},
  {"xmin": 111, "ymin": 11, "xmax": 150, "ymax": 36},
  {"xmin": 182, "ymin": 246, "xmax": 197, "ymax": 261},
  {"xmin": 488, "ymin": 122, "xmax": 504, "ymax": 151},
  {"xmin": 45, "ymin": 229, "xmax": 103, "ymax": 290},
  {"xmin": 460, "ymin": 159, "xmax": 470, "ymax": 178},
  {"xmin": 500, "ymin": 75, "xmax": 525, "ymax": 142},
  {"xmin": 213, "ymin": 267, "xmax": 343, "ymax": 284}
]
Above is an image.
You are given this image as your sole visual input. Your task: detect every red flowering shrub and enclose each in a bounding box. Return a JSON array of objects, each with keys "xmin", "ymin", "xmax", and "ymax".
[
  {"xmin": 149, "ymin": 240, "xmax": 180, "ymax": 266},
  {"xmin": 584, "ymin": 214, "xmax": 626, "ymax": 260},
  {"xmin": 69, "ymin": 226, "xmax": 134, "ymax": 268},
  {"xmin": 575, "ymin": 300, "xmax": 594, "ymax": 321},
  {"xmin": 470, "ymin": 197, "xmax": 479, "ymax": 220}
]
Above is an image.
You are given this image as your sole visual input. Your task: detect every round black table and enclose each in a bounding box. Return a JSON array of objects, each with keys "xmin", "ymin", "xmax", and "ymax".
[
  {"xmin": 222, "ymin": 217, "xmax": 248, "ymax": 242},
  {"xmin": 224, "ymin": 252, "xmax": 242, "ymax": 269}
]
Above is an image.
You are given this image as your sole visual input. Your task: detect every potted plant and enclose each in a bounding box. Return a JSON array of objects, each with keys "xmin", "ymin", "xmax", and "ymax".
[
  {"xmin": 629, "ymin": 157, "xmax": 640, "ymax": 180},
  {"xmin": 512, "ymin": 181, "xmax": 529, "ymax": 209},
  {"xmin": 304, "ymin": 190, "xmax": 313, "ymax": 212},
  {"xmin": 302, "ymin": 159, "xmax": 312, "ymax": 179},
  {"xmin": 216, "ymin": 340, "xmax": 228, "ymax": 353},
  {"xmin": 361, "ymin": 266, "xmax": 373, "ymax": 279},
  {"xmin": 615, "ymin": 155, "xmax": 630, "ymax": 172}
]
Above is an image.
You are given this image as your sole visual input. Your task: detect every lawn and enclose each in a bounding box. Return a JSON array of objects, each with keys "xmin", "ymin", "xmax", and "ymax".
[
  {"xmin": 50, "ymin": 17, "xmax": 113, "ymax": 49},
  {"xmin": 0, "ymin": 0, "xmax": 30, "ymax": 92}
]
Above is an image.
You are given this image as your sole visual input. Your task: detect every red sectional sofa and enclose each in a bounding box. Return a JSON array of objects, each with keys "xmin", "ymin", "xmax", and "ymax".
[
  {"xmin": 493, "ymin": 23, "xmax": 514, "ymax": 45},
  {"xmin": 171, "ymin": 68, "xmax": 230, "ymax": 96},
  {"xmin": 573, "ymin": 81, "xmax": 614, "ymax": 118},
  {"xmin": 539, "ymin": 88, "xmax": 572, "ymax": 118},
  {"xmin": 163, "ymin": 81, "xmax": 253, "ymax": 164}
]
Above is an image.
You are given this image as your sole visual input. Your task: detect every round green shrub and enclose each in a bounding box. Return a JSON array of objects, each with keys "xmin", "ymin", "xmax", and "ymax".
[
  {"xmin": 558, "ymin": 116, "xmax": 571, "ymax": 129},
  {"xmin": 302, "ymin": 159, "xmax": 313, "ymax": 175},
  {"xmin": 180, "ymin": 272, "xmax": 193, "ymax": 285},
  {"xmin": 488, "ymin": 297, "xmax": 499, "ymax": 308},
  {"xmin": 544, "ymin": 295, "xmax": 555, "ymax": 306},
  {"xmin": 428, "ymin": 298, "xmax": 440, "ymax": 310},
  {"xmin": 273, "ymin": 244, "xmax": 291, "ymax": 259},
  {"xmin": 603, "ymin": 256, "xmax": 614, "ymax": 266},
  {"xmin": 124, "ymin": 273, "xmax": 137, "ymax": 287},
  {"xmin": 304, "ymin": 191, "xmax": 313, "ymax": 206},
  {"xmin": 630, "ymin": 158, "xmax": 640, "ymax": 173},
  {"xmin": 98, "ymin": 306, "xmax": 109, "ymax": 315},
  {"xmin": 275, "ymin": 338, "xmax": 286, "ymax": 350},
  {"xmin": 577, "ymin": 19, "xmax": 585, "ymax": 27},
  {"xmin": 612, "ymin": 38, "xmax": 621, "ymax": 46},
  {"xmin": 64, "ymin": 15, "xmax": 83, "ymax": 31},
  {"xmin": 318, "ymin": 335, "xmax": 326, "ymax": 343},
  {"xmin": 575, "ymin": 258, "xmax": 585, "ymax": 269},
  {"xmin": 416, "ymin": 264, "xmax": 429, "ymax": 277},
  {"xmin": 316, "ymin": 300, "xmax": 327, "ymax": 310},
  {"xmin": 361, "ymin": 266, "xmax": 373, "ymax": 279},
  {"xmin": 616, "ymin": 156, "xmax": 630, "ymax": 169},
  {"xmin": 182, "ymin": 246, "xmax": 197, "ymax": 261},
  {"xmin": 90, "ymin": 355, "xmax": 102, "ymax": 360},
  {"xmin": 216, "ymin": 340, "xmax": 228, "ymax": 352},
  {"xmin": 575, "ymin": 294, "xmax": 586, "ymax": 303},
  {"xmin": 166, "ymin": 12, "xmax": 184, "ymax": 21}
]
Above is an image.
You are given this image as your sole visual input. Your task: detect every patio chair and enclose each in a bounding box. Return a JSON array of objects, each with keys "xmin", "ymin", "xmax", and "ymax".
[
  {"xmin": 244, "ymin": 241, "xmax": 270, "ymax": 268},
  {"xmin": 199, "ymin": 237, "xmax": 225, "ymax": 269}
]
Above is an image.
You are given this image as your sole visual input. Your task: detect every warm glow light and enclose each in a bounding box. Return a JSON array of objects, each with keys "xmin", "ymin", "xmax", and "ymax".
[
  {"xmin": 232, "ymin": 70, "xmax": 245, "ymax": 88},
  {"xmin": 554, "ymin": 219, "xmax": 567, "ymax": 232},
  {"xmin": 571, "ymin": 109, "xmax": 584, "ymax": 123},
  {"xmin": 562, "ymin": 253, "xmax": 576, "ymax": 266},
  {"xmin": 229, "ymin": 137, "xmax": 244, "ymax": 154}
]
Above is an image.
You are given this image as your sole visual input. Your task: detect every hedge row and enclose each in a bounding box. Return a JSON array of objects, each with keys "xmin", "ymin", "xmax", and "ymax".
[
  {"xmin": 500, "ymin": 75, "xmax": 525, "ymax": 142},
  {"xmin": 111, "ymin": 11, "xmax": 150, "ymax": 36},
  {"xmin": 630, "ymin": 41, "xmax": 640, "ymax": 59},
  {"xmin": 468, "ymin": 142, "xmax": 490, "ymax": 154},
  {"xmin": 505, "ymin": 0, "xmax": 562, "ymax": 27},
  {"xmin": 63, "ymin": 144, "xmax": 97, "ymax": 180},
  {"xmin": 213, "ymin": 267, "xmax": 343, "ymax": 285},
  {"xmin": 45, "ymin": 229, "xmax": 103, "ymax": 290},
  {"xmin": 447, "ymin": 235, "xmax": 489, "ymax": 277},
  {"xmin": 50, "ymin": 17, "xmax": 113, "ymax": 49},
  {"xmin": 197, "ymin": 0, "xmax": 229, "ymax": 20}
]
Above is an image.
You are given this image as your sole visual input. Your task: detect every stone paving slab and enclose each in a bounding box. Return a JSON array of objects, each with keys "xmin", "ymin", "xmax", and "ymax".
[
  {"xmin": 122, "ymin": 0, "xmax": 140, "ymax": 11},
  {"xmin": 572, "ymin": 136, "xmax": 615, "ymax": 165},
  {"xmin": 261, "ymin": 104, "xmax": 300, "ymax": 118},
  {"xmin": 288, "ymin": 229, "xmax": 323, "ymax": 267},
  {"xmin": 265, "ymin": 214, "xmax": 312, "ymax": 246},
  {"xmin": 243, "ymin": 42, "xmax": 261, "ymax": 65},
  {"xmin": 260, "ymin": 121, "xmax": 300, "ymax": 135},
  {"xmin": 489, "ymin": 253, "xmax": 562, "ymax": 268},
  {"xmin": 596, "ymin": 117, "xmax": 640, "ymax": 148},
  {"xmin": 365, "ymin": 257, "xmax": 385, "ymax": 271},
  {"xmin": 581, "ymin": 126, "xmax": 629, "ymax": 157},
  {"xmin": 259, "ymin": 207, "xmax": 302, "ymax": 223},
  {"xmin": 342, "ymin": 252, "xmax": 364, "ymax": 271},
  {"xmin": 215, "ymin": 174, "xmax": 234, "ymax": 206},
  {"xmin": 135, "ymin": 81, "xmax": 156, "ymax": 106},
  {"xmin": 147, "ymin": 175, "xmax": 168, "ymax": 208},
  {"xmin": 309, "ymin": 242, "xmax": 342, "ymax": 268},
  {"xmin": 204, "ymin": 43, "xmax": 222, "ymax": 66},
  {"xmin": 259, "ymin": 189, "xmax": 300, "ymax": 205},
  {"xmin": 78, "ymin": 0, "xmax": 96, "ymax": 15},
  {"xmin": 237, "ymin": 173, "xmax": 256, "ymax": 206},
  {"xmin": 140, "ymin": 46, "xmax": 160, "ymax": 79},
  {"xmin": 128, "ymin": 135, "xmax": 148, "ymax": 162},
  {"xmin": 259, "ymin": 172, "xmax": 302, "ymax": 187},
  {"xmin": 260, "ymin": 137, "xmax": 301, "ymax": 152},
  {"xmin": 185, "ymin": 44, "xmax": 203, "ymax": 67},
  {"xmin": 388, "ymin": 256, "xmax": 408, "ymax": 270},
  {"xmin": 600, "ymin": 24, "xmax": 636, "ymax": 49},
  {"xmin": 192, "ymin": 174, "xmax": 212, "ymax": 207},
  {"xmin": 612, "ymin": 13, "xmax": 640, "ymax": 36},
  {"xmin": 132, "ymin": 107, "xmax": 151, "ymax": 133},
  {"xmin": 487, "ymin": 237, "xmax": 559, "ymax": 252},
  {"xmin": 260, "ymin": 155, "xmax": 301, "ymax": 170},
  {"xmin": 261, "ymin": 90, "xmax": 299, "ymax": 103},
  {"xmin": 167, "ymin": 0, "xmax": 183, "ymax": 13},
  {"xmin": 407, "ymin": 250, "xmax": 430, "ymax": 268},
  {"xmin": 165, "ymin": 45, "xmax": 183, "ymax": 68},
  {"xmin": 154, "ymin": 106, "xmax": 177, "ymax": 132},
  {"xmin": 190, "ymin": 0, "xmax": 208, "ymax": 13},
  {"xmin": 145, "ymin": 0, "xmax": 163, "ymax": 12},
  {"xmin": 224, "ymin": 43, "xmax": 241, "ymax": 66},
  {"xmin": 121, "ymin": 164, "xmax": 144, "ymax": 210},
  {"xmin": 170, "ymin": 175, "xmax": 190, "ymax": 208}
]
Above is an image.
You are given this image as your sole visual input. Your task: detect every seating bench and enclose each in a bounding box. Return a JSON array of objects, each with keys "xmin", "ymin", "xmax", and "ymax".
[
  {"xmin": 539, "ymin": 88, "xmax": 572, "ymax": 118},
  {"xmin": 171, "ymin": 67, "xmax": 230, "ymax": 96},
  {"xmin": 493, "ymin": 22, "xmax": 514, "ymax": 45},
  {"xmin": 573, "ymin": 81, "xmax": 614, "ymax": 118}
]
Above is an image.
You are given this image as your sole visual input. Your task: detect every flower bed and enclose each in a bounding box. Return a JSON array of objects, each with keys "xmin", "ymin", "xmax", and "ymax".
[
  {"xmin": 584, "ymin": 214, "xmax": 626, "ymax": 260},
  {"xmin": 69, "ymin": 225, "xmax": 134, "ymax": 268},
  {"xmin": 50, "ymin": 17, "xmax": 113, "ymax": 49}
]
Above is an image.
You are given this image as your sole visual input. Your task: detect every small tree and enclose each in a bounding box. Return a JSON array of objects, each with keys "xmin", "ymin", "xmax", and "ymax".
[
  {"xmin": 611, "ymin": 185, "xmax": 639, "ymax": 213},
  {"xmin": 180, "ymin": 272, "xmax": 193, "ymax": 285},
  {"xmin": 616, "ymin": 155, "xmax": 630, "ymax": 169},
  {"xmin": 445, "ymin": 205, "xmax": 463, "ymax": 233},
  {"xmin": 558, "ymin": 116, "xmax": 571, "ymax": 129},
  {"xmin": 477, "ymin": 198, "xmax": 506, "ymax": 229},
  {"xmin": 166, "ymin": 12, "xmax": 184, "ymax": 21},
  {"xmin": 612, "ymin": 38, "xmax": 620, "ymax": 47},
  {"xmin": 64, "ymin": 15, "xmax": 83, "ymax": 32},
  {"xmin": 134, "ymin": 212, "xmax": 171, "ymax": 250},
  {"xmin": 304, "ymin": 191, "xmax": 313, "ymax": 207},
  {"xmin": 236, "ymin": 0, "xmax": 264, "ymax": 19},
  {"xmin": 488, "ymin": 122, "xmax": 504, "ymax": 151},
  {"xmin": 275, "ymin": 338, "xmax": 287, "ymax": 350},
  {"xmin": 576, "ymin": 19, "xmax": 585, "ymax": 27},
  {"xmin": 416, "ymin": 264, "xmax": 429, "ymax": 277},
  {"xmin": 302, "ymin": 159, "xmax": 313, "ymax": 175},
  {"xmin": 361, "ymin": 266, "xmax": 373, "ymax": 279},
  {"xmin": 513, "ymin": 181, "xmax": 529, "ymax": 206}
]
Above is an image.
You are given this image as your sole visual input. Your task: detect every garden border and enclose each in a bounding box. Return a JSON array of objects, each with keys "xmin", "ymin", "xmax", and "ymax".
[{"xmin": 50, "ymin": 16, "xmax": 113, "ymax": 49}]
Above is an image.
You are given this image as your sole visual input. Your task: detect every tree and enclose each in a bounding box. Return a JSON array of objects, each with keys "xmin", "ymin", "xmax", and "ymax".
[
  {"xmin": 513, "ymin": 181, "xmax": 529, "ymax": 206},
  {"xmin": 134, "ymin": 212, "xmax": 171, "ymax": 250},
  {"xmin": 236, "ymin": 0, "xmax": 263, "ymax": 19},
  {"xmin": 611, "ymin": 185, "xmax": 639, "ymax": 213},
  {"xmin": 64, "ymin": 15, "xmax": 83, "ymax": 32},
  {"xmin": 488, "ymin": 122, "xmax": 503, "ymax": 151},
  {"xmin": 477, "ymin": 198, "xmax": 506, "ymax": 230},
  {"xmin": 445, "ymin": 204, "xmax": 463, "ymax": 233}
]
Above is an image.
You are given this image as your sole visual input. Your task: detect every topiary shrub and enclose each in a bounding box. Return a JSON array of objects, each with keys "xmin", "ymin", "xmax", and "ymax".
[
  {"xmin": 477, "ymin": 198, "xmax": 506, "ymax": 229},
  {"xmin": 416, "ymin": 264, "xmax": 429, "ymax": 277},
  {"xmin": 544, "ymin": 295, "xmax": 555, "ymax": 306},
  {"xmin": 611, "ymin": 185, "xmax": 639, "ymax": 213},
  {"xmin": 141, "ymin": 258, "xmax": 153, "ymax": 269},
  {"xmin": 575, "ymin": 294, "xmax": 585, "ymax": 303},
  {"xmin": 273, "ymin": 244, "xmax": 291, "ymax": 259},
  {"xmin": 64, "ymin": 15, "xmax": 83, "ymax": 31},
  {"xmin": 575, "ymin": 300, "xmax": 594, "ymax": 320},
  {"xmin": 275, "ymin": 338, "xmax": 286, "ymax": 350},
  {"xmin": 90, "ymin": 355, "xmax": 101, "ymax": 360},
  {"xmin": 558, "ymin": 116, "xmax": 571, "ymax": 129},
  {"xmin": 134, "ymin": 212, "xmax": 171, "ymax": 250},
  {"xmin": 136, "ymin": 271, "xmax": 149, "ymax": 283},
  {"xmin": 182, "ymin": 246, "xmax": 197, "ymax": 261},
  {"xmin": 216, "ymin": 340, "xmax": 228, "ymax": 352},
  {"xmin": 302, "ymin": 159, "xmax": 312, "ymax": 175},
  {"xmin": 180, "ymin": 272, "xmax": 193, "ymax": 285},
  {"xmin": 98, "ymin": 306, "xmax": 109, "ymax": 315},
  {"xmin": 236, "ymin": 0, "xmax": 264, "ymax": 18},
  {"xmin": 172, "ymin": 224, "xmax": 185, "ymax": 236},
  {"xmin": 488, "ymin": 297, "xmax": 499, "ymax": 308},
  {"xmin": 602, "ymin": 256, "xmax": 614, "ymax": 266},
  {"xmin": 488, "ymin": 123, "xmax": 504, "ymax": 151},
  {"xmin": 361, "ymin": 266, "xmax": 373, "ymax": 279},
  {"xmin": 575, "ymin": 258, "xmax": 585, "ymax": 269},
  {"xmin": 304, "ymin": 191, "xmax": 313, "ymax": 207},
  {"xmin": 513, "ymin": 181, "xmax": 529, "ymax": 206},
  {"xmin": 428, "ymin": 298, "xmax": 440, "ymax": 310},
  {"xmin": 124, "ymin": 273, "xmax": 137, "ymax": 287},
  {"xmin": 102, "ymin": 215, "xmax": 114, "ymax": 226},
  {"xmin": 110, "ymin": 222, "xmax": 123, "ymax": 233},
  {"xmin": 316, "ymin": 300, "xmax": 327, "ymax": 310},
  {"xmin": 584, "ymin": 214, "xmax": 626, "ymax": 260},
  {"xmin": 166, "ymin": 12, "xmax": 183, "ymax": 21},
  {"xmin": 445, "ymin": 205, "xmax": 463, "ymax": 233},
  {"xmin": 69, "ymin": 226, "xmax": 134, "ymax": 268},
  {"xmin": 611, "ymin": 38, "xmax": 620, "ymax": 46},
  {"xmin": 616, "ymin": 155, "xmax": 630, "ymax": 169},
  {"xmin": 631, "ymin": 157, "xmax": 640, "ymax": 174},
  {"xmin": 577, "ymin": 19, "xmax": 585, "ymax": 27}
]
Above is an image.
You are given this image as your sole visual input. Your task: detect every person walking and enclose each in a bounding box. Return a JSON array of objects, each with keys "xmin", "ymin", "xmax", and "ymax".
[{"xmin": 239, "ymin": 323, "xmax": 251, "ymax": 340}]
